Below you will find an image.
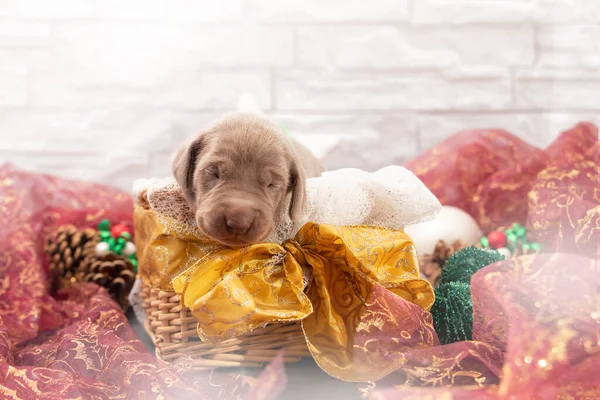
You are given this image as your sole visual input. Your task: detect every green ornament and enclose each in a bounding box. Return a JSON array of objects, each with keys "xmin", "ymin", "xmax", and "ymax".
[
  {"xmin": 120, "ymin": 232, "xmax": 132, "ymax": 240},
  {"xmin": 114, "ymin": 245, "xmax": 124, "ymax": 255},
  {"xmin": 431, "ymin": 247, "xmax": 506, "ymax": 345},
  {"xmin": 507, "ymin": 233, "xmax": 518, "ymax": 243},
  {"xmin": 531, "ymin": 242, "xmax": 542, "ymax": 251},
  {"xmin": 107, "ymin": 237, "xmax": 116, "ymax": 249},
  {"xmin": 480, "ymin": 236, "xmax": 489, "ymax": 248},
  {"xmin": 130, "ymin": 257, "xmax": 138, "ymax": 272},
  {"xmin": 98, "ymin": 219, "xmax": 111, "ymax": 231},
  {"xmin": 117, "ymin": 237, "xmax": 127, "ymax": 245},
  {"xmin": 515, "ymin": 226, "xmax": 527, "ymax": 238},
  {"xmin": 431, "ymin": 281, "xmax": 473, "ymax": 345},
  {"xmin": 100, "ymin": 231, "xmax": 111, "ymax": 240},
  {"xmin": 439, "ymin": 247, "xmax": 506, "ymax": 286},
  {"xmin": 522, "ymin": 243, "xmax": 532, "ymax": 252}
]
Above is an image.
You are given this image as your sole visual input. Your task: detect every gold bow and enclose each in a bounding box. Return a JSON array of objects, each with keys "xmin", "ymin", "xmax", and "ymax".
[{"xmin": 135, "ymin": 206, "xmax": 436, "ymax": 381}]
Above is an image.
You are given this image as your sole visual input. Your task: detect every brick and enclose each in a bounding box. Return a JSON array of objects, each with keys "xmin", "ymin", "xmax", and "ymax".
[
  {"xmin": 275, "ymin": 68, "xmax": 511, "ymax": 111},
  {"xmin": 297, "ymin": 25, "xmax": 534, "ymax": 69},
  {"xmin": 247, "ymin": 0, "xmax": 409, "ymax": 22},
  {"xmin": 28, "ymin": 68, "xmax": 270, "ymax": 109},
  {"xmin": 515, "ymin": 69, "xmax": 600, "ymax": 110},
  {"xmin": 0, "ymin": 60, "xmax": 27, "ymax": 106},
  {"xmin": 0, "ymin": 0, "xmax": 167, "ymax": 19},
  {"xmin": 49, "ymin": 23, "xmax": 292, "ymax": 73},
  {"xmin": 536, "ymin": 53, "xmax": 600, "ymax": 69},
  {"xmin": 417, "ymin": 113, "xmax": 599, "ymax": 151},
  {"xmin": 272, "ymin": 113, "xmax": 418, "ymax": 170},
  {"xmin": 539, "ymin": 25, "xmax": 600, "ymax": 52},
  {"xmin": 0, "ymin": 21, "xmax": 50, "ymax": 47},
  {"xmin": 27, "ymin": 26, "xmax": 273, "ymax": 108},
  {"xmin": 537, "ymin": 25, "xmax": 600, "ymax": 68},
  {"xmin": 0, "ymin": 110, "xmax": 227, "ymax": 154},
  {"xmin": 164, "ymin": 0, "xmax": 245, "ymax": 22},
  {"xmin": 412, "ymin": 0, "xmax": 600, "ymax": 24},
  {"xmin": 0, "ymin": 150, "xmax": 147, "ymax": 192}
]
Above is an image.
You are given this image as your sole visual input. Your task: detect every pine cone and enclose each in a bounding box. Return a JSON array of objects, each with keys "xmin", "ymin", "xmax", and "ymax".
[
  {"xmin": 45, "ymin": 225, "xmax": 98, "ymax": 289},
  {"xmin": 420, "ymin": 240, "xmax": 468, "ymax": 287},
  {"xmin": 83, "ymin": 253, "xmax": 136, "ymax": 309}
]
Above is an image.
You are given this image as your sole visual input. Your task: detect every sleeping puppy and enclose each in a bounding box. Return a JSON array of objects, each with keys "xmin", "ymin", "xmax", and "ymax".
[{"xmin": 172, "ymin": 113, "xmax": 323, "ymax": 247}]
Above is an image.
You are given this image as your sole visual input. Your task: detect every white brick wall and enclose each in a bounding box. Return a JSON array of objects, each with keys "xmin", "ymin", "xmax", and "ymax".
[{"xmin": 0, "ymin": 0, "xmax": 598, "ymax": 191}]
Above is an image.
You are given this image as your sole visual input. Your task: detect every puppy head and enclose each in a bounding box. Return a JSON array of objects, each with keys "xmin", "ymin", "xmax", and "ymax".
[{"xmin": 172, "ymin": 113, "xmax": 306, "ymax": 247}]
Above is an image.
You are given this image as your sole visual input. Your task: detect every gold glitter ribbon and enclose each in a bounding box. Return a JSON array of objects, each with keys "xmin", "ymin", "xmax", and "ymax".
[{"xmin": 135, "ymin": 206, "xmax": 435, "ymax": 381}]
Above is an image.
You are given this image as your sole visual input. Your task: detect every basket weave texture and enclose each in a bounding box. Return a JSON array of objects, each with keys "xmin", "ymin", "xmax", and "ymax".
[{"xmin": 140, "ymin": 280, "xmax": 311, "ymax": 369}]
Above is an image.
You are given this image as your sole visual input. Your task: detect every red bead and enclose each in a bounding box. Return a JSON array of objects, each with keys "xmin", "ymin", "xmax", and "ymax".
[
  {"xmin": 487, "ymin": 230, "xmax": 507, "ymax": 249},
  {"xmin": 110, "ymin": 224, "xmax": 130, "ymax": 238}
]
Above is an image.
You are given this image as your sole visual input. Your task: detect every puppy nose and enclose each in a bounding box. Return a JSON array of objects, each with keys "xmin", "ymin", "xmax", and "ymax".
[{"xmin": 224, "ymin": 207, "xmax": 255, "ymax": 234}]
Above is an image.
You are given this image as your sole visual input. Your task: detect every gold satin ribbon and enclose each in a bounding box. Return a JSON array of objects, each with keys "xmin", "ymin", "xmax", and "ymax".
[{"xmin": 135, "ymin": 206, "xmax": 436, "ymax": 381}]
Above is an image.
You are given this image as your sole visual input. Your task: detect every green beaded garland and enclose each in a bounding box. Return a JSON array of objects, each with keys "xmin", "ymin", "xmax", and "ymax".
[
  {"xmin": 431, "ymin": 247, "xmax": 507, "ymax": 345},
  {"xmin": 98, "ymin": 219, "xmax": 111, "ymax": 231},
  {"xmin": 439, "ymin": 246, "xmax": 506, "ymax": 286},
  {"xmin": 431, "ymin": 281, "xmax": 472, "ymax": 345}
]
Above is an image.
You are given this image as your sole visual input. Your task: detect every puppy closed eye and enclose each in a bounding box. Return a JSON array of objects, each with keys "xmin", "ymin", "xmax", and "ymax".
[{"xmin": 204, "ymin": 168, "xmax": 220, "ymax": 180}]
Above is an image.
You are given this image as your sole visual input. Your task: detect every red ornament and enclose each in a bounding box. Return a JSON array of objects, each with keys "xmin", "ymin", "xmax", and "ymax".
[
  {"xmin": 110, "ymin": 224, "xmax": 130, "ymax": 238},
  {"xmin": 487, "ymin": 230, "xmax": 507, "ymax": 249}
]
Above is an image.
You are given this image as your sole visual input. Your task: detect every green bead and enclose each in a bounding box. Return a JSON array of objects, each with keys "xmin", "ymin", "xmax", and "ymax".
[
  {"xmin": 531, "ymin": 242, "xmax": 542, "ymax": 251},
  {"xmin": 114, "ymin": 245, "xmax": 124, "ymax": 254},
  {"xmin": 512, "ymin": 222, "xmax": 523, "ymax": 230},
  {"xmin": 117, "ymin": 237, "xmax": 127, "ymax": 245},
  {"xmin": 507, "ymin": 233, "xmax": 518, "ymax": 243},
  {"xmin": 107, "ymin": 237, "xmax": 116, "ymax": 248},
  {"xmin": 120, "ymin": 232, "xmax": 131, "ymax": 240},
  {"xmin": 130, "ymin": 258, "xmax": 138, "ymax": 272},
  {"xmin": 98, "ymin": 219, "xmax": 111, "ymax": 231},
  {"xmin": 100, "ymin": 231, "xmax": 111, "ymax": 240},
  {"xmin": 480, "ymin": 237, "xmax": 489, "ymax": 248},
  {"xmin": 522, "ymin": 243, "xmax": 531, "ymax": 252},
  {"xmin": 515, "ymin": 227, "xmax": 527, "ymax": 238}
]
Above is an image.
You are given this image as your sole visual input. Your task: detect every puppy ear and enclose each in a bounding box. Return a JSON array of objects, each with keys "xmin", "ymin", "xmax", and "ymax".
[
  {"xmin": 288, "ymin": 157, "xmax": 307, "ymax": 222},
  {"xmin": 172, "ymin": 134, "xmax": 205, "ymax": 204}
]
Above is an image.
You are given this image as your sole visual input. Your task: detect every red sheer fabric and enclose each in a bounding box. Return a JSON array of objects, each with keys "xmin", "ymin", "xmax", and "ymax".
[
  {"xmin": 365, "ymin": 123, "xmax": 599, "ymax": 398},
  {"xmin": 0, "ymin": 165, "xmax": 284, "ymax": 399}
]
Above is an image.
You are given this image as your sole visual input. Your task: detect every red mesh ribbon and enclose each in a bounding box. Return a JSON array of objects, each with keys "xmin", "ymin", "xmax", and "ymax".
[{"xmin": 0, "ymin": 164, "xmax": 284, "ymax": 400}]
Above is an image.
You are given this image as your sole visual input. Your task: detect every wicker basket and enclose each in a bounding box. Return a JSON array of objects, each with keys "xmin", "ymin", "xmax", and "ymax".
[{"xmin": 140, "ymin": 280, "xmax": 311, "ymax": 369}]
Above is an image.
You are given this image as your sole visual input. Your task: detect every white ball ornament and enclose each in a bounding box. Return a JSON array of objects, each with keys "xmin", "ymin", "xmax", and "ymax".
[
  {"xmin": 95, "ymin": 241, "xmax": 110, "ymax": 256},
  {"xmin": 404, "ymin": 206, "xmax": 483, "ymax": 257},
  {"xmin": 123, "ymin": 241, "xmax": 136, "ymax": 256}
]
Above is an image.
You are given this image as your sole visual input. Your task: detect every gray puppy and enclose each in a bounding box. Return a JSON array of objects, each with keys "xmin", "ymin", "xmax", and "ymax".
[{"xmin": 172, "ymin": 113, "xmax": 323, "ymax": 247}]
